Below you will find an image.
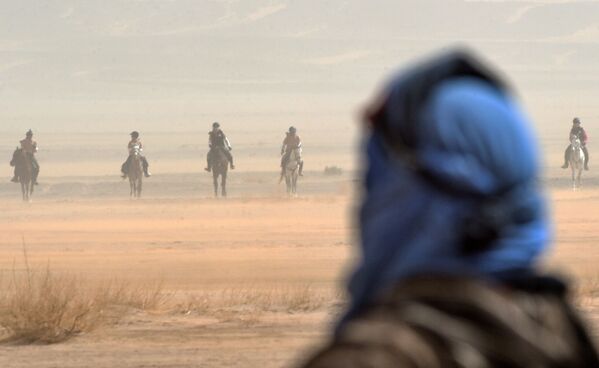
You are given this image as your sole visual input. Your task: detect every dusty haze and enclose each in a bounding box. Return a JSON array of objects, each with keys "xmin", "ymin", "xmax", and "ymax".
[
  {"xmin": 1, "ymin": 2, "xmax": 599, "ymax": 368},
  {"xmin": 2, "ymin": 1, "xmax": 599, "ymax": 141}
]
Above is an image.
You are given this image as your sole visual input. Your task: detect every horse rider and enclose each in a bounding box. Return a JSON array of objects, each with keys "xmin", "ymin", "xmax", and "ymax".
[
  {"xmin": 205, "ymin": 122, "xmax": 235, "ymax": 172},
  {"xmin": 562, "ymin": 117, "xmax": 589, "ymax": 170},
  {"xmin": 280, "ymin": 126, "xmax": 304, "ymax": 177},
  {"xmin": 11, "ymin": 129, "xmax": 40, "ymax": 185},
  {"xmin": 121, "ymin": 131, "xmax": 151, "ymax": 178}
]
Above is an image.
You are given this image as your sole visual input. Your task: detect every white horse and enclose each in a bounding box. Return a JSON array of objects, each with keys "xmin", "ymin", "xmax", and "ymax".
[
  {"xmin": 284, "ymin": 147, "xmax": 301, "ymax": 196},
  {"xmin": 128, "ymin": 145, "xmax": 143, "ymax": 198},
  {"xmin": 568, "ymin": 134, "xmax": 585, "ymax": 190}
]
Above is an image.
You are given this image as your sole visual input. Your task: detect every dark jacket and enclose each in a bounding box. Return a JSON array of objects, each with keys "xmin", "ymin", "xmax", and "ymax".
[
  {"xmin": 209, "ymin": 129, "xmax": 231, "ymax": 149},
  {"xmin": 301, "ymin": 276, "xmax": 599, "ymax": 368},
  {"xmin": 570, "ymin": 126, "xmax": 588, "ymax": 145}
]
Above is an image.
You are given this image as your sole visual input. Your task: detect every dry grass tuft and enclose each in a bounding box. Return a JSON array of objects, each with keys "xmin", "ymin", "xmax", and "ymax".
[
  {"xmin": 0, "ymin": 267, "xmax": 167, "ymax": 344},
  {"xmin": 179, "ymin": 285, "xmax": 340, "ymax": 318},
  {"xmin": 0, "ymin": 267, "xmax": 104, "ymax": 344},
  {"xmin": 574, "ymin": 275, "xmax": 599, "ymax": 307},
  {"xmin": 96, "ymin": 280, "xmax": 170, "ymax": 311}
]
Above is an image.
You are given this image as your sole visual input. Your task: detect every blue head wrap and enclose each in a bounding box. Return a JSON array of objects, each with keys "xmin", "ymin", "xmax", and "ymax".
[{"xmin": 342, "ymin": 51, "xmax": 550, "ymax": 326}]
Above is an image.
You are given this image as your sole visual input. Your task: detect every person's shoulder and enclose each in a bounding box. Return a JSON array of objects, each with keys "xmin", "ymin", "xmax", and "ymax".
[
  {"xmin": 301, "ymin": 306, "xmax": 427, "ymax": 368},
  {"xmin": 301, "ymin": 342, "xmax": 414, "ymax": 368},
  {"xmin": 301, "ymin": 275, "xmax": 597, "ymax": 368}
]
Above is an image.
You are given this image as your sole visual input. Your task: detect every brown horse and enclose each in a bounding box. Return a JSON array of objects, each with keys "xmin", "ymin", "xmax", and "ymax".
[
  {"xmin": 128, "ymin": 146, "xmax": 143, "ymax": 198},
  {"xmin": 211, "ymin": 147, "xmax": 229, "ymax": 197},
  {"xmin": 10, "ymin": 147, "xmax": 34, "ymax": 202}
]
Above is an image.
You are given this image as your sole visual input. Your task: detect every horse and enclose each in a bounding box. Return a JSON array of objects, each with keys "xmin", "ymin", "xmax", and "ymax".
[
  {"xmin": 10, "ymin": 147, "xmax": 34, "ymax": 202},
  {"xmin": 211, "ymin": 147, "xmax": 229, "ymax": 197},
  {"xmin": 128, "ymin": 145, "xmax": 143, "ymax": 198},
  {"xmin": 569, "ymin": 134, "xmax": 585, "ymax": 190},
  {"xmin": 284, "ymin": 147, "xmax": 301, "ymax": 196}
]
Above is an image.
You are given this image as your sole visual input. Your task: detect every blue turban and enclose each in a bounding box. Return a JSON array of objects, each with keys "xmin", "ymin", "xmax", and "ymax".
[{"xmin": 342, "ymin": 51, "xmax": 550, "ymax": 326}]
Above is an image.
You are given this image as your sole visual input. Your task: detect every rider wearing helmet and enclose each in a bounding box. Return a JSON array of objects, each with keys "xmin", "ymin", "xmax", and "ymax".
[
  {"xmin": 205, "ymin": 122, "xmax": 235, "ymax": 172},
  {"xmin": 280, "ymin": 126, "xmax": 303, "ymax": 177},
  {"xmin": 562, "ymin": 117, "xmax": 589, "ymax": 170},
  {"xmin": 121, "ymin": 131, "xmax": 151, "ymax": 178},
  {"xmin": 11, "ymin": 129, "xmax": 40, "ymax": 185}
]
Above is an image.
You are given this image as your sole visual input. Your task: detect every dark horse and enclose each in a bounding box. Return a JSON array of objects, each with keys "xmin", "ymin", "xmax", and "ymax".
[
  {"xmin": 10, "ymin": 147, "xmax": 34, "ymax": 202},
  {"xmin": 211, "ymin": 147, "xmax": 229, "ymax": 197}
]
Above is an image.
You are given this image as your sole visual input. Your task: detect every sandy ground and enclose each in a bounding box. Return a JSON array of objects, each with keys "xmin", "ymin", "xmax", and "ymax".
[{"xmin": 0, "ymin": 172, "xmax": 598, "ymax": 367}]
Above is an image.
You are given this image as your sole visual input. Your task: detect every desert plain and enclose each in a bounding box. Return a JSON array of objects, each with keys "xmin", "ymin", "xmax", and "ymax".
[{"xmin": 0, "ymin": 133, "xmax": 598, "ymax": 368}]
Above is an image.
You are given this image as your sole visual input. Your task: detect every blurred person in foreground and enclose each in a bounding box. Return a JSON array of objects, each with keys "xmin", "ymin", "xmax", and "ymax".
[{"xmin": 301, "ymin": 50, "xmax": 599, "ymax": 368}]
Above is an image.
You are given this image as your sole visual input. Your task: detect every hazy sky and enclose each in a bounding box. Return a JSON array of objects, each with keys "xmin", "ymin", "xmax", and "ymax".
[{"xmin": 2, "ymin": 0, "xmax": 599, "ymax": 136}]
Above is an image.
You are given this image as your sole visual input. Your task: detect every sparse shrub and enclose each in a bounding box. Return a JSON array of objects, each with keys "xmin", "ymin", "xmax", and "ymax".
[
  {"xmin": 0, "ymin": 267, "xmax": 167, "ymax": 344},
  {"xmin": 574, "ymin": 275, "xmax": 599, "ymax": 307},
  {"xmin": 0, "ymin": 268, "xmax": 103, "ymax": 344},
  {"xmin": 96, "ymin": 280, "xmax": 169, "ymax": 311},
  {"xmin": 324, "ymin": 166, "xmax": 343, "ymax": 176},
  {"xmin": 181, "ymin": 285, "xmax": 337, "ymax": 317}
]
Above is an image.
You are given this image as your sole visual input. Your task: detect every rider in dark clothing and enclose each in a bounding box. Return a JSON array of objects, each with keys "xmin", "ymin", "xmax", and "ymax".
[
  {"xmin": 11, "ymin": 129, "xmax": 40, "ymax": 185},
  {"xmin": 205, "ymin": 122, "xmax": 234, "ymax": 172},
  {"xmin": 121, "ymin": 131, "xmax": 151, "ymax": 178},
  {"xmin": 562, "ymin": 117, "xmax": 589, "ymax": 170}
]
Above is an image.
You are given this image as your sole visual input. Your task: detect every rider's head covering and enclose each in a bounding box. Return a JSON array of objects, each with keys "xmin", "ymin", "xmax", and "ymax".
[
  {"xmin": 25, "ymin": 129, "xmax": 33, "ymax": 136},
  {"xmin": 213, "ymin": 122, "xmax": 220, "ymax": 129},
  {"xmin": 288, "ymin": 126, "xmax": 297, "ymax": 134},
  {"xmin": 341, "ymin": 50, "xmax": 549, "ymax": 329},
  {"xmin": 573, "ymin": 117, "xmax": 581, "ymax": 125},
  {"xmin": 130, "ymin": 131, "xmax": 139, "ymax": 138}
]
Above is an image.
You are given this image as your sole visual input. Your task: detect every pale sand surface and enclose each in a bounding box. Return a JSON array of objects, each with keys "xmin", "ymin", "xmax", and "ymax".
[{"xmin": 0, "ymin": 171, "xmax": 598, "ymax": 367}]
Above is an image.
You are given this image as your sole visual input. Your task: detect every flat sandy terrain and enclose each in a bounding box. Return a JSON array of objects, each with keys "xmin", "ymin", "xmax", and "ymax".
[{"xmin": 0, "ymin": 171, "xmax": 598, "ymax": 367}]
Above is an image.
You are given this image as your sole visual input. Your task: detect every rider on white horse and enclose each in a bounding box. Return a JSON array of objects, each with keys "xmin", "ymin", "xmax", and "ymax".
[
  {"xmin": 11, "ymin": 129, "xmax": 40, "ymax": 185},
  {"xmin": 562, "ymin": 117, "xmax": 589, "ymax": 170},
  {"xmin": 205, "ymin": 122, "xmax": 235, "ymax": 172},
  {"xmin": 280, "ymin": 126, "xmax": 304, "ymax": 177}
]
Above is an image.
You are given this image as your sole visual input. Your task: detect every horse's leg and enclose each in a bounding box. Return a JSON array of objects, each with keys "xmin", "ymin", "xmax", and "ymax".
[
  {"xmin": 293, "ymin": 171, "xmax": 298, "ymax": 194},
  {"xmin": 138, "ymin": 178, "xmax": 143, "ymax": 198},
  {"xmin": 213, "ymin": 171, "xmax": 218, "ymax": 197},
  {"xmin": 21, "ymin": 181, "xmax": 26, "ymax": 201},
  {"xmin": 28, "ymin": 181, "xmax": 33, "ymax": 202},
  {"xmin": 24, "ymin": 180, "xmax": 30, "ymax": 202},
  {"xmin": 285, "ymin": 171, "xmax": 292, "ymax": 195},
  {"xmin": 221, "ymin": 171, "xmax": 227, "ymax": 197}
]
